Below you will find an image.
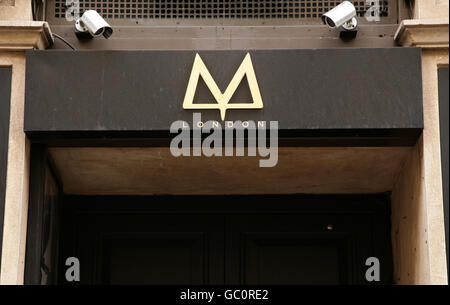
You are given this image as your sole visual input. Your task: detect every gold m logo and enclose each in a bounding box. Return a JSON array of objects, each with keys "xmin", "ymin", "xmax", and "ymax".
[{"xmin": 183, "ymin": 53, "xmax": 263, "ymax": 120}]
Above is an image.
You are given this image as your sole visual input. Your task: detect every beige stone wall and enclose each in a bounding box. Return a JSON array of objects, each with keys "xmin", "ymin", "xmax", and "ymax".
[
  {"xmin": 0, "ymin": 1, "xmax": 49, "ymax": 286},
  {"xmin": 392, "ymin": 0, "xmax": 448, "ymax": 284},
  {"xmin": 391, "ymin": 139, "xmax": 430, "ymax": 284},
  {"xmin": 0, "ymin": 0, "xmax": 31, "ymax": 21},
  {"xmin": 0, "ymin": 52, "xmax": 29, "ymax": 285},
  {"xmin": 415, "ymin": 0, "xmax": 449, "ymax": 19},
  {"xmin": 421, "ymin": 48, "xmax": 449, "ymax": 284},
  {"xmin": 392, "ymin": 48, "xmax": 449, "ymax": 285}
]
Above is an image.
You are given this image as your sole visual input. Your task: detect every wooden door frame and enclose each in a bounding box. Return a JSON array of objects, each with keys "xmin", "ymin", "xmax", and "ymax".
[{"xmin": 24, "ymin": 144, "xmax": 63, "ymax": 284}]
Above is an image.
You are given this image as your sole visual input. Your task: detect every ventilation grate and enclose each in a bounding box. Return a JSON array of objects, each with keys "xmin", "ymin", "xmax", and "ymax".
[{"xmin": 55, "ymin": 0, "xmax": 389, "ymax": 20}]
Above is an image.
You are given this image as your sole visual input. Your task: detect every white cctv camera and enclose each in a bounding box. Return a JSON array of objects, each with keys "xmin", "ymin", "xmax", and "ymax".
[
  {"xmin": 322, "ymin": 1, "xmax": 358, "ymax": 31},
  {"xmin": 75, "ymin": 10, "xmax": 113, "ymax": 39}
]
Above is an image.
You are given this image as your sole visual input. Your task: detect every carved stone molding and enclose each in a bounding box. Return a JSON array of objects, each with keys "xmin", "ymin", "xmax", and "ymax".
[
  {"xmin": 0, "ymin": 21, "xmax": 53, "ymax": 51},
  {"xmin": 395, "ymin": 18, "xmax": 449, "ymax": 49}
]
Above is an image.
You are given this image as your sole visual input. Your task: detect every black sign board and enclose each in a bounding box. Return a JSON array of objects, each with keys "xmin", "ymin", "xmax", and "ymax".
[{"xmin": 25, "ymin": 48, "xmax": 423, "ymax": 145}]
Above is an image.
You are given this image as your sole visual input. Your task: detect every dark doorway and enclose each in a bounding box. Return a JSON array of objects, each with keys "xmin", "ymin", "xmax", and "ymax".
[
  {"xmin": 0, "ymin": 67, "xmax": 12, "ymax": 271},
  {"xmin": 58, "ymin": 195, "xmax": 393, "ymax": 285}
]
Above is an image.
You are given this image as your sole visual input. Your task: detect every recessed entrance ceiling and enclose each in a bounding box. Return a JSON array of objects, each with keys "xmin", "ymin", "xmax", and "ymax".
[{"xmin": 49, "ymin": 146, "xmax": 411, "ymax": 195}]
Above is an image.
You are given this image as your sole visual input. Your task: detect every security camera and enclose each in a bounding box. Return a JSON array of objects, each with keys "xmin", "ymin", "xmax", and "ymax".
[
  {"xmin": 322, "ymin": 1, "xmax": 358, "ymax": 39},
  {"xmin": 75, "ymin": 10, "xmax": 113, "ymax": 39}
]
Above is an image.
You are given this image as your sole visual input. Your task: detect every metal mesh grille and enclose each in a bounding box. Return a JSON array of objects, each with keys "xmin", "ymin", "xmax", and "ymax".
[{"xmin": 55, "ymin": 0, "xmax": 389, "ymax": 20}]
